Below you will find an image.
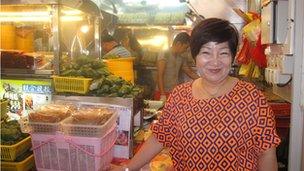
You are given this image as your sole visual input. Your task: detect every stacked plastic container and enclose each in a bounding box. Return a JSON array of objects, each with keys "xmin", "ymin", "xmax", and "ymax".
[
  {"xmin": 29, "ymin": 103, "xmax": 118, "ymax": 171},
  {"xmin": 1, "ymin": 102, "xmax": 35, "ymax": 171}
]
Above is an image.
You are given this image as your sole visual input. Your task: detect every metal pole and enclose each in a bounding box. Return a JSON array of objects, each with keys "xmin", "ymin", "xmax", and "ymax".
[
  {"xmin": 94, "ymin": 16, "xmax": 101, "ymax": 59},
  {"xmin": 288, "ymin": 0, "xmax": 304, "ymax": 169},
  {"xmin": 52, "ymin": 5, "xmax": 62, "ymax": 75}
]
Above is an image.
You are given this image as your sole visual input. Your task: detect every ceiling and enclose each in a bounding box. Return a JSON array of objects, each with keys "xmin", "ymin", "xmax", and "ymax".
[{"xmin": 93, "ymin": 0, "xmax": 189, "ymax": 25}]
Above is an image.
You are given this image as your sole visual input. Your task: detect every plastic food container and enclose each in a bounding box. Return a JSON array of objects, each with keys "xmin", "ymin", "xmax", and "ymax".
[
  {"xmin": 31, "ymin": 125, "xmax": 117, "ymax": 171},
  {"xmin": 1, "ymin": 136, "xmax": 32, "ymax": 161},
  {"xmin": 52, "ymin": 76, "xmax": 92, "ymax": 94},
  {"xmin": 61, "ymin": 112, "xmax": 118, "ymax": 137},
  {"xmin": 1, "ymin": 154, "xmax": 35, "ymax": 171}
]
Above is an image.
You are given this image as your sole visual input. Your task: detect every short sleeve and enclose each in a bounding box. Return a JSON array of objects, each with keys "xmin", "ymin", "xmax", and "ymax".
[
  {"xmin": 157, "ymin": 51, "xmax": 167, "ymax": 61},
  {"xmin": 150, "ymin": 90, "xmax": 178, "ymax": 148},
  {"xmin": 254, "ymin": 90, "xmax": 281, "ymax": 153}
]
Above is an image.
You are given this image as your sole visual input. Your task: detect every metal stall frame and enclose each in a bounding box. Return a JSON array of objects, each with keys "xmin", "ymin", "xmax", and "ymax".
[{"xmin": 1, "ymin": 0, "xmax": 102, "ymax": 78}]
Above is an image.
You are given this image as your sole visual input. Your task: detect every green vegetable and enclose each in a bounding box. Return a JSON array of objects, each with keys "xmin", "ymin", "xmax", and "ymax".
[
  {"xmin": 59, "ymin": 55, "xmax": 143, "ymax": 97},
  {"xmin": 1, "ymin": 120, "xmax": 29, "ymax": 145}
]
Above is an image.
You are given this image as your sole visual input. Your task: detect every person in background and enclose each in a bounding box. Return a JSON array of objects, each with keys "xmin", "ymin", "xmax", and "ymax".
[
  {"xmin": 112, "ymin": 18, "xmax": 280, "ymax": 171},
  {"xmin": 178, "ymin": 48, "xmax": 197, "ymax": 83},
  {"xmin": 115, "ymin": 30, "xmax": 144, "ymax": 63},
  {"xmin": 101, "ymin": 34, "xmax": 131, "ymax": 58},
  {"xmin": 114, "ymin": 29, "xmax": 155, "ymax": 99},
  {"xmin": 155, "ymin": 32, "xmax": 199, "ymax": 101}
]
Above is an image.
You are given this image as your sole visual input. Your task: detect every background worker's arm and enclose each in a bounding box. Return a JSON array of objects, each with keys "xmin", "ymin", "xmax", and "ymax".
[
  {"xmin": 182, "ymin": 65, "xmax": 199, "ymax": 79},
  {"xmin": 157, "ymin": 59, "xmax": 166, "ymax": 95}
]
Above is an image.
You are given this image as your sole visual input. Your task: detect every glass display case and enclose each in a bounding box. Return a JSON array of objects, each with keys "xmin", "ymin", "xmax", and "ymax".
[{"xmin": 0, "ymin": 0, "xmax": 102, "ymax": 78}]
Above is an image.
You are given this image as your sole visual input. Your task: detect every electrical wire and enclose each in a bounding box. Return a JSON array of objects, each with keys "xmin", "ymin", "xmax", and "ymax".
[{"xmin": 185, "ymin": 0, "xmax": 204, "ymax": 20}]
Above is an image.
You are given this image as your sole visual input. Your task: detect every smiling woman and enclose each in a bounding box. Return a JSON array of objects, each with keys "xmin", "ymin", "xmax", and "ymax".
[{"xmin": 111, "ymin": 18, "xmax": 281, "ymax": 171}]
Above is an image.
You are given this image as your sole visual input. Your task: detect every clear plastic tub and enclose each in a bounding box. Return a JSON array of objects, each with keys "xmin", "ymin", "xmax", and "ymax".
[
  {"xmin": 28, "ymin": 121, "xmax": 60, "ymax": 134},
  {"xmin": 61, "ymin": 112, "xmax": 118, "ymax": 137}
]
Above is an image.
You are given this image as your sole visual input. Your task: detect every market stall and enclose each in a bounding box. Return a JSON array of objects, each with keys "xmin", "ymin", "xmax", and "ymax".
[
  {"xmin": 0, "ymin": 0, "xmax": 102, "ymax": 117},
  {"xmin": 1, "ymin": 0, "xmax": 302, "ymax": 170},
  {"xmin": 0, "ymin": 0, "xmax": 110, "ymax": 170}
]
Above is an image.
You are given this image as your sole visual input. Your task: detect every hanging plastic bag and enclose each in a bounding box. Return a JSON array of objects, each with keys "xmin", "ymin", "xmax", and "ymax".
[
  {"xmin": 238, "ymin": 60, "xmax": 254, "ymax": 77},
  {"xmin": 236, "ymin": 37, "xmax": 251, "ymax": 64},
  {"xmin": 250, "ymin": 34, "xmax": 268, "ymax": 68},
  {"xmin": 243, "ymin": 19, "xmax": 261, "ymax": 42},
  {"xmin": 252, "ymin": 65, "xmax": 261, "ymax": 78}
]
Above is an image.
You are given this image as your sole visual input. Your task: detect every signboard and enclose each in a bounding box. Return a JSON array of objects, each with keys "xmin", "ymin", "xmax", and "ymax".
[{"xmin": 0, "ymin": 79, "xmax": 52, "ymax": 119}]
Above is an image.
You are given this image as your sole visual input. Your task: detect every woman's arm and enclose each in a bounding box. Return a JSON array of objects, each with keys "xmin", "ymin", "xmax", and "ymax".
[
  {"xmin": 113, "ymin": 134, "xmax": 164, "ymax": 171},
  {"xmin": 258, "ymin": 147, "xmax": 278, "ymax": 171}
]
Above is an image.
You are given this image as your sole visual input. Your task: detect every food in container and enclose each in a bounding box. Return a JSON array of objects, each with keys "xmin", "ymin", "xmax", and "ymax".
[
  {"xmin": 71, "ymin": 107, "xmax": 114, "ymax": 125},
  {"xmin": 29, "ymin": 103, "xmax": 75, "ymax": 123}
]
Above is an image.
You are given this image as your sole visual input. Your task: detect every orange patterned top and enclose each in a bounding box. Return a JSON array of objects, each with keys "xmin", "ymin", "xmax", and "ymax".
[{"xmin": 151, "ymin": 80, "xmax": 281, "ymax": 171}]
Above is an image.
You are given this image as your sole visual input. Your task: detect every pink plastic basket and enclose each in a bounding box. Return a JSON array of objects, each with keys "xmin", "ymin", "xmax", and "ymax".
[{"xmin": 31, "ymin": 125, "xmax": 117, "ymax": 171}]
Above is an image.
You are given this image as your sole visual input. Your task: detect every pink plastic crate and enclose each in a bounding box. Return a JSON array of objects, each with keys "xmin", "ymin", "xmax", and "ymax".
[{"xmin": 31, "ymin": 125, "xmax": 117, "ymax": 171}]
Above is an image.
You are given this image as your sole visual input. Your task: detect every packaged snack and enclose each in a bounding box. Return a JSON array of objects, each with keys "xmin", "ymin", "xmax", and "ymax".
[
  {"xmin": 29, "ymin": 104, "xmax": 74, "ymax": 123},
  {"xmin": 72, "ymin": 107, "xmax": 113, "ymax": 125}
]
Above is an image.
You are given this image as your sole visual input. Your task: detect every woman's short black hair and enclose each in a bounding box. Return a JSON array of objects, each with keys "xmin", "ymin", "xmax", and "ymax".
[
  {"xmin": 190, "ymin": 18, "xmax": 239, "ymax": 60},
  {"xmin": 173, "ymin": 32, "xmax": 190, "ymax": 45}
]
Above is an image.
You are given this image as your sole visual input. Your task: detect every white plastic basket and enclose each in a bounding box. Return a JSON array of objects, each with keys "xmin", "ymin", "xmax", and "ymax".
[
  {"xmin": 31, "ymin": 125, "xmax": 117, "ymax": 171},
  {"xmin": 61, "ymin": 112, "xmax": 118, "ymax": 137}
]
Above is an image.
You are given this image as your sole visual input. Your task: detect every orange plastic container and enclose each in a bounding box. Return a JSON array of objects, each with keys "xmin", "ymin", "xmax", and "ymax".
[
  {"xmin": 1, "ymin": 136, "xmax": 32, "ymax": 161},
  {"xmin": 0, "ymin": 24, "xmax": 16, "ymax": 50},
  {"xmin": 1, "ymin": 154, "xmax": 35, "ymax": 171},
  {"xmin": 103, "ymin": 57, "xmax": 135, "ymax": 83},
  {"xmin": 16, "ymin": 28, "xmax": 34, "ymax": 52}
]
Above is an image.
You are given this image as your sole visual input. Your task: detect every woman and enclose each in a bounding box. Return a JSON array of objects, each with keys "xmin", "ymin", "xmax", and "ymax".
[{"xmin": 113, "ymin": 18, "xmax": 280, "ymax": 171}]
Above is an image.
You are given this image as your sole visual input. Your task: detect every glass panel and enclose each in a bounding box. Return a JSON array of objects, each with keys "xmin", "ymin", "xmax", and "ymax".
[
  {"xmin": 0, "ymin": 4, "xmax": 96, "ymax": 72},
  {"xmin": 60, "ymin": 6, "xmax": 95, "ymax": 59}
]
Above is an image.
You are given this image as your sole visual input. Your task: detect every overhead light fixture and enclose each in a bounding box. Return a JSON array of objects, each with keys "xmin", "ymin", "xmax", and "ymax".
[
  {"xmin": 0, "ymin": 11, "xmax": 83, "ymax": 22},
  {"xmin": 0, "ymin": 16, "xmax": 50, "ymax": 22},
  {"xmin": 0, "ymin": 11, "xmax": 50, "ymax": 16},
  {"xmin": 80, "ymin": 24, "xmax": 90, "ymax": 33},
  {"xmin": 61, "ymin": 10, "xmax": 82, "ymax": 15},
  {"xmin": 61, "ymin": 16, "xmax": 83, "ymax": 22}
]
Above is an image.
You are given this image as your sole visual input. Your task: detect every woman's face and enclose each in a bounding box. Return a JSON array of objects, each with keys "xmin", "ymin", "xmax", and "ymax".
[{"xmin": 195, "ymin": 41, "xmax": 232, "ymax": 84}]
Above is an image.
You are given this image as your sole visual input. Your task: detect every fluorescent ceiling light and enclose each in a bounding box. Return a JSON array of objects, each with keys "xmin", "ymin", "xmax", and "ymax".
[
  {"xmin": 0, "ymin": 16, "xmax": 51, "ymax": 22},
  {"xmin": 0, "ymin": 11, "xmax": 50, "ymax": 17},
  {"xmin": 0, "ymin": 11, "xmax": 83, "ymax": 22},
  {"xmin": 61, "ymin": 16, "xmax": 83, "ymax": 21},
  {"xmin": 61, "ymin": 10, "xmax": 82, "ymax": 15}
]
